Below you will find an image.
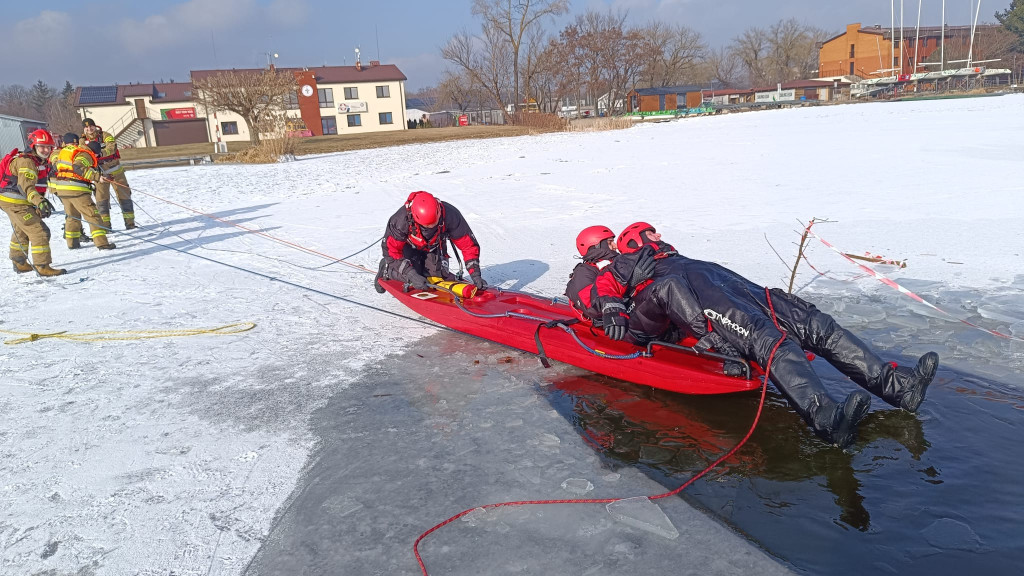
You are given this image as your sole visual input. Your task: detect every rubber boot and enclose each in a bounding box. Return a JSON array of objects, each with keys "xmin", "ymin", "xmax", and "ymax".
[
  {"xmin": 97, "ymin": 242, "xmax": 117, "ymax": 250},
  {"xmin": 374, "ymin": 258, "xmax": 388, "ymax": 294},
  {"xmin": 68, "ymin": 238, "xmax": 81, "ymax": 249},
  {"xmin": 809, "ymin": 390, "xmax": 872, "ymax": 449},
  {"xmin": 35, "ymin": 264, "xmax": 67, "ymax": 277},
  {"xmin": 891, "ymin": 352, "xmax": 939, "ymax": 412},
  {"xmin": 124, "ymin": 220, "xmax": 136, "ymax": 230},
  {"xmin": 13, "ymin": 259, "xmax": 33, "ymax": 274}
]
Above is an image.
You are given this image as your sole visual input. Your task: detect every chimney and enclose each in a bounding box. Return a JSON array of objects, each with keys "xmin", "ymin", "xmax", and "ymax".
[
  {"xmin": 356, "ymin": 61, "xmax": 362, "ymax": 71},
  {"xmin": 370, "ymin": 60, "xmax": 380, "ymax": 67}
]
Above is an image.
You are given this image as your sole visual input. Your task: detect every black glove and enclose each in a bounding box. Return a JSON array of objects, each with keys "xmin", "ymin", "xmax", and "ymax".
[
  {"xmin": 601, "ymin": 303, "xmax": 629, "ymax": 341},
  {"xmin": 36, "ymin": 199, "xmax": 54, "ymax": 219},
  {"xmin": 723, "ymin": 360, "xmax": 746, "ymax": 377},
  {"xmin": 694, "ymin": 331, "xmax": 740, "ymax": 357},
  {"xmin": 391, "ymin": 259, "xmax": 430, "ymax": 290},
  {"xmin": 465, "ymin": 259, "xmax": 487, "ymax": 290},
  {"xmin": 628, "ymin": 249, "xmax": 656, "ymax": 288}
]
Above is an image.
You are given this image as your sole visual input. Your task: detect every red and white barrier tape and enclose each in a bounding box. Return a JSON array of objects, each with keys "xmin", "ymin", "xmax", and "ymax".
[{"xmin": 804, "ymin": 228, "xmax": 1021, "ymax": 342}]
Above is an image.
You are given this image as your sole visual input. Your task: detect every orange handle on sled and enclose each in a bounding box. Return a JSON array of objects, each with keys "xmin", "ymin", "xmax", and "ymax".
[{"xmin": 427, "ymin": 277, "xmax": 478, "ymax": 299}]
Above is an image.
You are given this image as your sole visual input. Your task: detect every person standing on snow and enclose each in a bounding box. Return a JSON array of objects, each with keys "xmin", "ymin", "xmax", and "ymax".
[
  {"xmin": 81, "ymin": 118, "xmax": 135, "ymax": 230},
  {"xmin": 49, "ymin": 133, "xmax": 116, "ymax": 251},
  {"xmin": 374, "ymin": 191, "xmax": 485, "ymax": 293},
  {"xmin": 592, "ymin": 221, "xmax": 938, "ymax": 449},
  {"xmin": 565, "ymin": 225, "xmax": 655, "ymax": 325},
  {"xmin": 0, "ymin": 130, "xmax": 64, "ymax": 276}
]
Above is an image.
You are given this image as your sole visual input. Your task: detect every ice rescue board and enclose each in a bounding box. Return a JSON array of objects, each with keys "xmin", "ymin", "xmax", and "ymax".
[{"xmin": 379, "ymin": 279, "xmax": 762, "ymax": 395}]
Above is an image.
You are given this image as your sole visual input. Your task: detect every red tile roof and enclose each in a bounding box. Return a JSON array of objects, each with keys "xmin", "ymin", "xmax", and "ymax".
[{"xmin": 190, "ymin": 64, "xmax": 407, "ymax": 84}]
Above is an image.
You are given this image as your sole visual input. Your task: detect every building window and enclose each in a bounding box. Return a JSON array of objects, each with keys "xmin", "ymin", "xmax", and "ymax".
[
  {"xmin": 378, "ymin": 112, "xmax": 393, "ymax": 125},
  {"xmin": 344, "ymin": 87, "xmax": 358, "ymax": 100},
  {"xmin": 347, "ymin": 114, "xmax": 361, "ymax": 127},
  {"xmin": 850, "ymin": 62, "xmax": 855, "ymax": 75},
  {"xmin": 285, "ymin": 92, "xmax": 299, "ymax": 109},
  {"xmin": 376, "ymin": 85, "xmax": 390, "ymax": 98},
  {"xmin": 850, "ymin": 44, "xmax": 855, "ymax": 58},
  {"xmin": 321, "ymin": 116, "xmax": 337, "ymax": 135},
  {"xmin": 318, "ymin": 88, "xmax": 334, "ymax": 108},
  {"xmin": 222, "ymin": 121, "xmax": 239, "ymax": 135}
]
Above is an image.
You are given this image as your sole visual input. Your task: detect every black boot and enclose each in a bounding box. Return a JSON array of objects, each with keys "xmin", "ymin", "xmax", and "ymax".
[
  {"xmin": 892, "ymin": 352, "xmax": 939, "ymax": 412},
  {"xmin": 374, "ymin": 258, "xmax": 388, "ymax": 294},
  {"xmin": 810, "ymin": 390, "xmax": 872, "ymax": 449}
]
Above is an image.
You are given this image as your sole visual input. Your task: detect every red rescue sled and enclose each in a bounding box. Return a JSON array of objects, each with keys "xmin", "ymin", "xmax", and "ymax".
[{"xmin": 380, "ymin": 280, "xmax": 763, "ymax": 395}]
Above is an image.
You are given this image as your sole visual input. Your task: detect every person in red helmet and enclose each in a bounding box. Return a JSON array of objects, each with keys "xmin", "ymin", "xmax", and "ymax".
[
  {"xmin": 374, "ymin": 191, "xmax": 484, "ymax": 293},
  {"xmin": 564, "ymin": 225, "xmax": 654, "ymax": 324},
  {"xmin": 1, "ymin": 129, "xmax": 65, "ymax": 276},
  {"xmin": 592, "ymin": 222, "xmax": 939, "ymax": 449}
]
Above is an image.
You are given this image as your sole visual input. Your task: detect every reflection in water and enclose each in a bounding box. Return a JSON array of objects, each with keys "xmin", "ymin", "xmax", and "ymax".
[{"xmin": 545, "ymin": 375, "xmax": 929, "ymax": 533}]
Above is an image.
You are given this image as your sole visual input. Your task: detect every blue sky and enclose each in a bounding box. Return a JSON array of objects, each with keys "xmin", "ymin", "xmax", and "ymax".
[{"xmin": 2, "ymin": 0, "xmax": 1009, "ymax": 90}]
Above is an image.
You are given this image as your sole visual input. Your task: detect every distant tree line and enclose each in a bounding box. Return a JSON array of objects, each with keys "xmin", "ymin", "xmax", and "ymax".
[
  {"xmin": 424, "ymin": 0, "xmax": 1024, "ymax": 123},
  {"xmin": 0, "ymin": 80, "xmax": 80, "ymax": 137}
]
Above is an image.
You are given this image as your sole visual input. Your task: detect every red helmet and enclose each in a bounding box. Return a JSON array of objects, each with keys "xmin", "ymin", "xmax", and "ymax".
[
  {"xmin": 617, "ymin": 222, "xmax": 655, "ymax": 254},
  {"xmin": 28, "ymin": 129, "xmax": 55, "ymax": 148},
  {"xmin": 406, "ymin": 191, "xmax": 441, "ymax": 227},
  {"xmin": 575, "ymin": 225, "xmax": 615, "ymax": 257}
]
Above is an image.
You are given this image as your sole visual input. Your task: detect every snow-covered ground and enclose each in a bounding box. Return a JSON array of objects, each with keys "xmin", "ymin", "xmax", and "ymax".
[{"xmin": 2, "ymin": 94, "xmax": 1022, "ymax": 574}]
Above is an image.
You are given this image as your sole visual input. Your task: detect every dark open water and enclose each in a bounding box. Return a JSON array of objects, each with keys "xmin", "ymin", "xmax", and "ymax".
[{"xmin": 541, "ymin": 357, "xmax": 1024, "ymax": 574}]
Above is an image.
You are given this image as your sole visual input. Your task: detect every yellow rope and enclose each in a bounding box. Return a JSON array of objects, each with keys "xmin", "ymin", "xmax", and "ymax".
[{"xmin": 0, "ymin": 322, "xmax": 256, "ymax": 345}]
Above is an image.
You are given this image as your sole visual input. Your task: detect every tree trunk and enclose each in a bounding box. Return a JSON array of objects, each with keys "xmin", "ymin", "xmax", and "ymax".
[{"xmin": 244, "ymin": 115, "xmax": 261, "ymax": 144}]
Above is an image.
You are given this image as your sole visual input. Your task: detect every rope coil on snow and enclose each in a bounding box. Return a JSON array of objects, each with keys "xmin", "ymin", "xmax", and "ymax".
[{"xmin": 0, "ymin": 322, "xmax": 256, "ymax": 345}]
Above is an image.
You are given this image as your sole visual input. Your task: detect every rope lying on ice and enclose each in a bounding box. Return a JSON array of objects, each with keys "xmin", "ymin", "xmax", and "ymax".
[
  {"xmin": 412, "ymin": 289, "xmax": 785, "ymax": 576},
  {"xmin": 0, "ymin": 322, "xmax": 256, "ymax": 345}
]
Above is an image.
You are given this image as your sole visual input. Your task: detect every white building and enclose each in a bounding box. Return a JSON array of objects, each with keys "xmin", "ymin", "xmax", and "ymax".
[
  {"xmin": 72, "ymin": 62, "xmax": 409, "ymax": 148},
  {"xmin": 74, "ymin": 82, "xmax": 201, "ymax": 148},
  {"xmin": 191, "ymin": 62, "xmax": 408, "ymax": 144},
  {"xmin": 0, "ymin": 113, "xmax": 48, "ymax": 151}
]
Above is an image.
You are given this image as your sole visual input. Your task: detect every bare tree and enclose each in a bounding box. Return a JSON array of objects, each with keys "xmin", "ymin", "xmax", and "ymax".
[
  {"xmin": 437, "ymin": 70, "xmax": 487, "ymax": 113},
  {"xmin": 442, "ymin": 26, "xmax": 514, "ymax": 119},
  {"xmin": 639, "ymin": 22, "xmax": 708, "ymax": 87},
  {"xmin": 731, "ymin": 20, "xmax": 832, "ymax": 86},
  {"xmin": 471, "ymin": 0, "xmax": 570, "ymax": 111},
  {"xmin": 704, "ymin": 46, "xmax": 743, "ymax": 87},
  {"xmin": 192, "ymin": 69, "xmax": 296, "ymax": 144},
  {"xmin": 731, "ymin": 26, "xmax": 771, "ymax": 86}
]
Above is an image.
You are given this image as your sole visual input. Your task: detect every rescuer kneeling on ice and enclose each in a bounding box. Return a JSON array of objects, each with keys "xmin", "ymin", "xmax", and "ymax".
[
  {"xmin": 592, "ymin": 222, "xmax": 939, "ymax": 449},
  {"xmin": 374, "ymin": 191, "xmax": 485, "ymax": 293}
]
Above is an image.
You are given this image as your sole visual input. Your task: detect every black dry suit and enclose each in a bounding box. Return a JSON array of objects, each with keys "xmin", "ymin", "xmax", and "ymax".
[{"xmin": 595, "ymin": 242, "xmax": 926, "ymax": 440}]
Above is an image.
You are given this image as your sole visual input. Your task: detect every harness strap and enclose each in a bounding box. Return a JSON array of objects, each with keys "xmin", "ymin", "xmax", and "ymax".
[{"xmin": 533, "ymin": 319, "xmax": 580, "ymax": 368}]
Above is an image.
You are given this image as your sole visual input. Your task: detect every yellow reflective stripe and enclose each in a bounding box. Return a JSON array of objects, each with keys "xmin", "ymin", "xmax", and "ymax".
[
  {"xmin": 91, "ymin": 229, "xmax": 107, "ymax": 238},
  {"xmin": 10, "ymin": 242, "xmax": 28, "ymax": 249},
  {"xmin": 50, "ymin": 182, "xmax": 93, "ymax": 192},
  {"xmin": 0, "ymin": 195, "xmax": 32, "ymax": 205},
  {"xmin": 30, "ymin": 246, "xmax": 50, "ymax": 254},
  {"xmin": 17, "ymin": 168, "xmax": 37, "ymax": 179},
  {"xmin": 65, "ymin": 231, "xmax": 82, "ymax": 238}
]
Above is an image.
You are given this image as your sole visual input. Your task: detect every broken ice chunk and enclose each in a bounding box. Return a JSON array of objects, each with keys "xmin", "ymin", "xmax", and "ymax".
[
  {"xmin": 606, "ymin": 496, "xmax": 679, "ymax": 539},
  {"xmin": 560, "ymin": 478, "xmax": 594, "ymax": 495}
]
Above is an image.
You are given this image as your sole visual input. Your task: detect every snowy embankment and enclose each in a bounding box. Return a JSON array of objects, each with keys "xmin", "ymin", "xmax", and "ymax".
[{"xmin": 1, "ymin": 94, "xmax": 1022, "ymax": 574}]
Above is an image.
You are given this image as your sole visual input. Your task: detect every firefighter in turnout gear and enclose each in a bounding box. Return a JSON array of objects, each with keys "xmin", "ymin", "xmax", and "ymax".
[
  {"xmin": 49, "ymin": 133, "xmax": 115, "ymax": 251},
  {"xmin": 0, "ymin": 129, "xmax": 64, "ymax": 276},
  {"xmin": 374, "ymin": 191, "xmax": 484, "ymax": 293},
  {"xmin": 81, "ymin": 118, "xmax": 135, "ymax": 229},
  {"xmin": 591, "ymin": 222, "xmax": 939, "ymax": 449}
]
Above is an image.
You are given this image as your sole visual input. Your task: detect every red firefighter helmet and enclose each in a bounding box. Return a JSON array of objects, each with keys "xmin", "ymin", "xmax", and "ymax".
[
  {"xmin": 617, "ymin": 222, "xmax": 655, "ymax": 254},
  {"xmin": 28, "ymin": 129, "xmax": 55, "ymax": 148},
  {"xmin": 406, "ymin": 191, "xmax": 442, "ymax": 227},
  {"xmin": 575, "ymin": 225, "xmax": 615, "ymax": 257}
]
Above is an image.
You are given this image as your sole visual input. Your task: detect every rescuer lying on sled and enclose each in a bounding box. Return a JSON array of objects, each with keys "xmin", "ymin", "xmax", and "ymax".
[
  {"xmin": 591, "ymin": 222, "xmax": 939, "ymax": 449},
  {"xmin": 374, "ymin": 191, "xmax": 485, "ymax": 293},
  {"xmin": 564, "ymin": 225, "xmax": 657, "ymax": 324}
]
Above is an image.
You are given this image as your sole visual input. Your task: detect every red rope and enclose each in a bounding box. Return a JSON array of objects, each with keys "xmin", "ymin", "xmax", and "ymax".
[
  {"xmin": 413, "ymin": 289, "xmax": 786, "ymax": 575},
  {"xmin": 105, "ymin": 179, "xmax": 375, "ymax": 273}
]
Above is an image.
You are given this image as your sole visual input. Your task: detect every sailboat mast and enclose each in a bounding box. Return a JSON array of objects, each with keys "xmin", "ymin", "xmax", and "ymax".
[
  {"xmin": 941, "ymin": 0, "xmax": 946, "ymax": 72},
  {"xmin": 900, "ymin": 0, "xmax": 905, "ymax": 75},
  {"xmin": 891, "ymin": 0, "xmax": 896, "ymax": 77},
  {"xmin": 914, "ymin": 0, "xmax": 922, "ymax": 73},
  {"xmin": 967, "ymin": 0, "xmax": 981, "ymax": 68}
]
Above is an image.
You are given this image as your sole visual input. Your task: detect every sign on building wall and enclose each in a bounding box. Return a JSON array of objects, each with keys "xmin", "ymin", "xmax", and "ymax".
[
  {"xmin": 754, "ymin": 89, "xmax": 796, "ymax": 103},
  {"xmin": 338, "ymin": 102, "xmax": 368, "ymax": 113},
  {"xmin": 160, "ymin": 107, "xmax": 197, "ymax": 120}
]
